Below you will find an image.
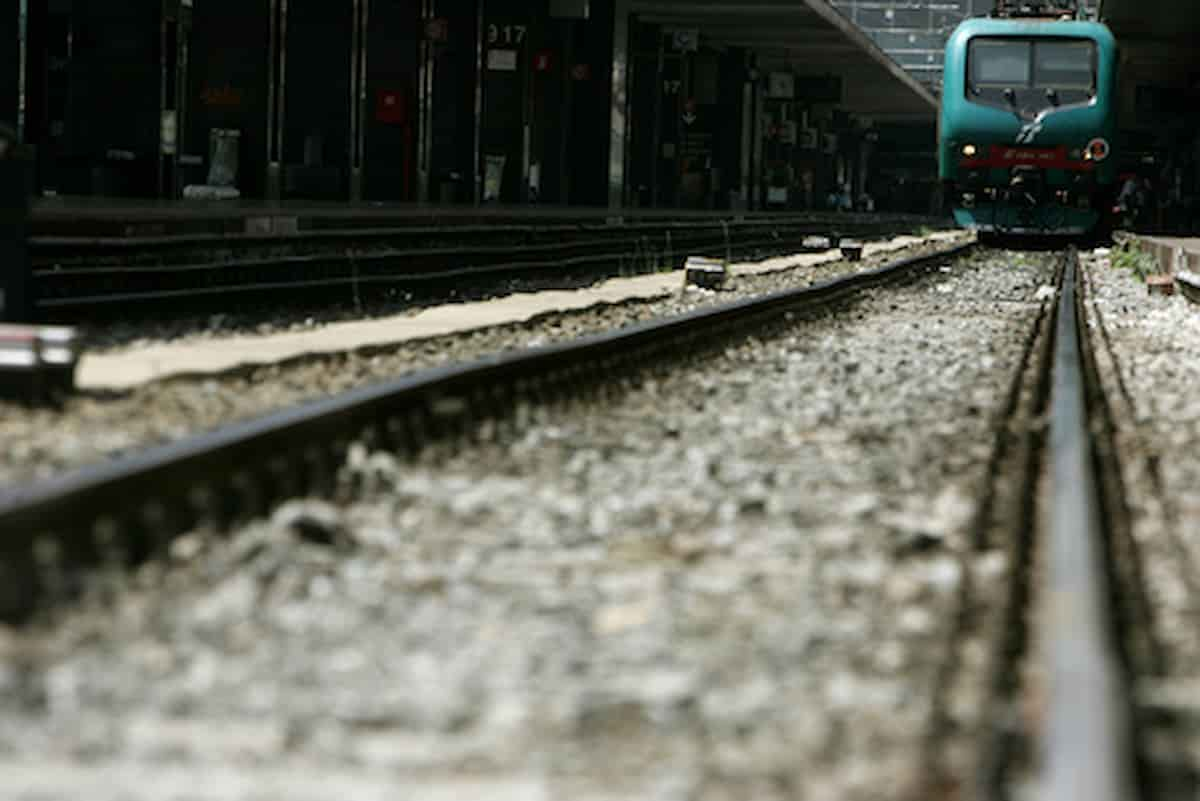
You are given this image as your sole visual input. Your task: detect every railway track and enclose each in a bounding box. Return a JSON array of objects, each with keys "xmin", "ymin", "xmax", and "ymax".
[
  {"xmin": 30, "ymin": 214, "xmax": 933, "ymax": 318},
  {"xmin": 921, "ymin": 248, "xmax": 1176, "ymax": 800},
  {"xmin": 0, "ymin": 241, "xmax": 971, "ymax": 621},
  {"xmin": 4, "ymin": 242, "xmax": 1180, "ymax": 798}
]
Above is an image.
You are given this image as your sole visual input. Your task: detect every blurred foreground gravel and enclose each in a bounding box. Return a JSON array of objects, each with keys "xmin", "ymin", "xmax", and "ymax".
[{"xmin": 0, "ymin": 248, "xmax": 1059, "ymax": 801}]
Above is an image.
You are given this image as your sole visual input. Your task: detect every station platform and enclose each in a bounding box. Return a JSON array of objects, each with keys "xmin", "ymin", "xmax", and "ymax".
[
  {"xmin": 1135, "ymin": 236, "xmax": 1200, "ymax": 276},
  {"xmin": 75, "ymin": 230, "xmax": 970, "ymax": 392},
  {"xmin": 29, "ymin": 196, "xmax": 943, "ymax": 240},
  {"xmin": 1133, "ymin": 236, "xmax": 1200, "ymax": 303}
]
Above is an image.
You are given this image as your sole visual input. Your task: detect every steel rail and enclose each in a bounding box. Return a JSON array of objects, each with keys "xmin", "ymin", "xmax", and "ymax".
[
  {"xmin": 30, "ymin": 215, "xmax": 900, "ymax": 268},
  {"xmin": 0, "ymin": 241, "xmax": 973, "ymax": 621},
  {"xmin": 34, "ymin": 236, "xmax": 800, "ymax": 309},
  {"xmin": 1042, "ymin": 250, "xmax": 1139, "ymax": 801},
  {"xmin": 33, "ymin": 233, "xmax": 819, "ymax": 310},
  {"xmin": 30, "ymin": 223, "xmax": 893, "ymax": 318},
  {"xmin": 30, "ymin": 214, "xmax": 880, "ymax": 252},
  {"xmin": 35, "ymin": 228, "xmax": 812, "ymax": 280}
]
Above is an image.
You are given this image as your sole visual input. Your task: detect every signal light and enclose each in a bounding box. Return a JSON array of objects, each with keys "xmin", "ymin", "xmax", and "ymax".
[{"xmin": 1084, "ymin": 138, "xmax": 1110, "ymax": 162}]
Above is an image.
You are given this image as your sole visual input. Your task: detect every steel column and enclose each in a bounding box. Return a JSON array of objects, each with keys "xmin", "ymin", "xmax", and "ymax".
[
  {"xmin": 417, "ymin": 0, "xmax": 434, "ymax": 202},
  {"xmin": 607, "ymin": 0, "xmax": 630, "ymax": 210},
  {"xmin": 649, "ymin": 28, "xmax": 663, "ymax": 209},
  {"xmin": 16, "ymin": 0, "xmax": 27, "ymax": 141},
  {"xmin": 751, "ymin": 74, "xmax": 763, "ymax": 210},
  {"xmin": 472, "ymin": 0, "xmax": 484, "ymax": 204},
  {"xmin": 739, "ymin": 58, "xmax": 752, "ymax": 211},
  {"xmin": 356, "ymin": 0, "xmax": 369, "ymax": 200},
  {"xmin": 265, "ymin": 0, "xmax": 288, "ymax": 200},
  {"xmin": 349, "ymin": 0, "xmax": 367, "ymax": 200}
]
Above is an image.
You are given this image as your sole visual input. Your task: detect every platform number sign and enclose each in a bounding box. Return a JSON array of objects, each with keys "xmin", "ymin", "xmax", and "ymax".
[{"xmin": 488, "ymin": 24, "xmax": 528, "ymax": 47}]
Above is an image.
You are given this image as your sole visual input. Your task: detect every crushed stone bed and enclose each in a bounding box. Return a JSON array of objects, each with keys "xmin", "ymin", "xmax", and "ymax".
[
  {"xmin": 1, "ymin": 249, "xmax": 1056, "ymax": 801},
  {"xmin": 0, "ymin": 238, "xmax": 960, "ymax": 489},
  {"xmin": 1082, "ymin": 250, "xmax": 1200, "ymax": 785}
]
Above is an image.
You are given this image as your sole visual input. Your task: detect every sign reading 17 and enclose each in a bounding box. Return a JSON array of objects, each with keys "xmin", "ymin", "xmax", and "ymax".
[{"xmin": 488, "ymin": 24, "xmax": 528, "ymax": 46}]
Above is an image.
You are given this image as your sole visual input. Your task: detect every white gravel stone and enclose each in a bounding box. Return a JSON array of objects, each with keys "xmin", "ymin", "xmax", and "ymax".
[
  {"xmin": 1, "ymin": 245, "xmax": 1059, "ymax": 799},
  {"xmin": 1082, "ymin": 248, "xmax": 1200, "ymax": 781}
]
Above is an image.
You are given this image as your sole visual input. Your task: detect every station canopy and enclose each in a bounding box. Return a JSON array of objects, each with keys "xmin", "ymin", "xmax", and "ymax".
[
  {"xmin": 630, "ymin": 0, "xmax": 939, "ymax": 122},
  {"xmin": 1099, "ymin": 0, "xmax": 1200, "ymax": 43},
  {"xmin": 1099, "ymin": 0, "xmax": 1200, "ymax": 118}
]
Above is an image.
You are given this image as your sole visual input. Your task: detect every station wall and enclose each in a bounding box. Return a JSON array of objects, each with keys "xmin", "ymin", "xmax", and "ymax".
[
  {"xmin": 180, "ymin": 0, "xmax": 616, "ymax": 204},
  {"xmin": 7, "ymin": 0, "xmax": 935, "ymax": 210}
]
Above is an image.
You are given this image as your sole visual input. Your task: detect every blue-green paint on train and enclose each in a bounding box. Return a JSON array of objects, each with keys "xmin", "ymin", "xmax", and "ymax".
[{"xmin": 938, "ymin": 15, "xmax": 1118, "ymax": 236}]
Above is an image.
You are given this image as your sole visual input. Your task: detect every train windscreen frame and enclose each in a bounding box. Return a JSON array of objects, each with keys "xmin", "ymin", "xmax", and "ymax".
[{"xmin": 967, "ymin": 37, "xmax": 1097, "ymax": 114}]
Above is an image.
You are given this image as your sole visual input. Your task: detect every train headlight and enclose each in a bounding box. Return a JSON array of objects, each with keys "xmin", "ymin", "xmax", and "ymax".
[
  {"xmin": 1084, "ymin": 138, "xmax": 1110, "ymax": 162},
  {"xmin": 961, "ymin": 143, "xmax": 978, "ymax": 158}
]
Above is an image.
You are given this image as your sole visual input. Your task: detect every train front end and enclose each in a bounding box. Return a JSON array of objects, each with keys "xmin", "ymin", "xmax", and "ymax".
[{"xmin": 938, "ymin": 13, "xmax": 1117, "ymax": 237}]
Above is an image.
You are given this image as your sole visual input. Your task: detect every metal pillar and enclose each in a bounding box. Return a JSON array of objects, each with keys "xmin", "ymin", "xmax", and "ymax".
[
  {"xmin": 265, "ymin": 0, "xmax": 288, "ymax": 200},
  {"xmin": 417, "ymin": 0, "xmax": 435, "ymax": 203},
  {"xmin": 349, "ymin": 0, "xmax": 368, "ymax": 201},
  {"xmin": 739, "ymin": 52, "xmax": 753, "ymax": 211},
  {"xmin": 750, "ymin": 72, "xmax": 763, "ymax": 210},
  {"xmin": 16, "ymin": 0, "xmax": 27, "ymax": 141},
  {"xmin": 607, "ymin": 0, "xmax": 629, "ymax": 210},
  {"xmin": 157, "ymin": 2, "xmax": 190, "ymax": 200},
  {"xmin": 472, "ymin": 0, "xmax": 484, "ymax": 204},
  {"xmin": 520, "ymin": 3, "xmax": 534, "ymax": 203},
  {"xmin": 649, "ymin": 29, "xmax": 663, "ymax": 209}
]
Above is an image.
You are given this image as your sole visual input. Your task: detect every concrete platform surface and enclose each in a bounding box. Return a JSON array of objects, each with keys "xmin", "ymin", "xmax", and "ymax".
[
  {"xmin": 76, "ymin": 231, "xmax": 969, "ymax": 392},
  {"xmin": 1135, "ymin": 236, "xmax": 1200, "ymax": 275}
]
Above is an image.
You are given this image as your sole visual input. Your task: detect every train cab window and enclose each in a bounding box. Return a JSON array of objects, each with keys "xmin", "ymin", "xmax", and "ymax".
[
  {"xmin": 1034, "ymin": 41, "xmax": 1094, "ymax": 93},
  {"xmin": 971, "ymin": 40, "xmax": 1031, "ymax": 89},
  {"xmin": 968, "ymin": 37, "xmax": 1097, "ymax": 113}
]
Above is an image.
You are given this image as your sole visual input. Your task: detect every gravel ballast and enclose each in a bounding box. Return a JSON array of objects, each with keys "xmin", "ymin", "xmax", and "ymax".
[
  {"xmin": 0, "ymin": 237, "xmax": 962, "ymax": 489},
  {"xmin": 1, "ymin": 248, "xmax": 1057, "ymax": 800},
  {"xmin": 1082, "ymin": 249, "xmax": 1200, "ymax": 785}
]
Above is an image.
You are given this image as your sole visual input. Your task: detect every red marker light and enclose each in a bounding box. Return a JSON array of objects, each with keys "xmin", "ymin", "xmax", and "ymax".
[{"xmin": 1085, "ymin": 138, "xmax": 1110, "ymax": 162}]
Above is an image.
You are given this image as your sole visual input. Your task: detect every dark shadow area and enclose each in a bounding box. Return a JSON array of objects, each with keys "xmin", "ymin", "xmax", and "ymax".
[{"xmin": 978, "ymin": 230, "xmax": 1115, "ymax": 252}]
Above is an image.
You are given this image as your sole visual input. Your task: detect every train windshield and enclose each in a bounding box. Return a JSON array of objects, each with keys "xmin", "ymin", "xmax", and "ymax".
[
  {"xmin": 1034, "ymin": 41, "xmax": 1094, "ymax": 90},
  {"xmin": 968, "ymin": 37, "xmax": 1096, "ymax": 112},
  {"xmin": 972, "ymin": 40, "xmax": 1031, "ymax": 88}
]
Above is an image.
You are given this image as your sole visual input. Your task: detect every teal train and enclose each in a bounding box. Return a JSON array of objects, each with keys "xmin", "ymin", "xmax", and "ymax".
[{"xmin": 938, "ymin": 4, "xmax": 1118, "ymax": 238}]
